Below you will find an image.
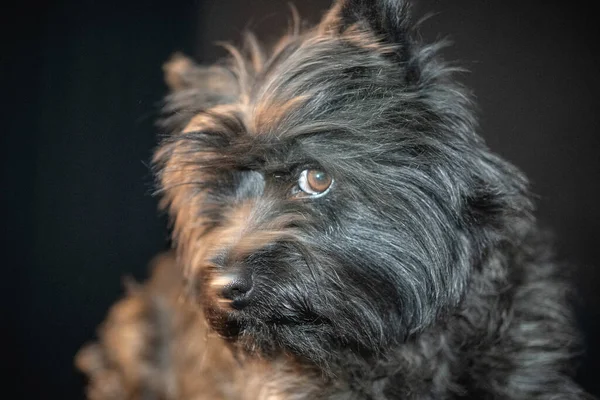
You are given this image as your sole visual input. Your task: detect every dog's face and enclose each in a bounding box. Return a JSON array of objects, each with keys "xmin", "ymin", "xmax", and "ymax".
[{"xmin": 154, "ymin": 0, "xmax": 530, "ymax": 367}]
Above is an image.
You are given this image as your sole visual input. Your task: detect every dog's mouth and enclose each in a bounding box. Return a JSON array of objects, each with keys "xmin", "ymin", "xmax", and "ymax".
[
  {"xmin": 198, "ymin": 274, "xmax": 323, "ymax": 339},
  {"xmin": 203, "ymin": 303, "xmax": 245, "ymax": 339}
]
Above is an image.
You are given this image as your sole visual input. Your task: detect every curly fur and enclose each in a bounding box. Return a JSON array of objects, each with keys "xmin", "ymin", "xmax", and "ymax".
[{"xmin": 76, "ymin": 1, "xmax": 592, "ymax": 398}]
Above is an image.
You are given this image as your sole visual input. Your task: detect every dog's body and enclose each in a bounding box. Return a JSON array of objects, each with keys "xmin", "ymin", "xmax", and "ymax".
[{"xmin": 76, "ymin": 1, "xmax": 591, "ymax": 398}]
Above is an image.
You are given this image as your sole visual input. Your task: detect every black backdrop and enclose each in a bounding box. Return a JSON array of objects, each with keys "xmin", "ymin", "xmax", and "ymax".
[{"xmin": 4, "ymin": 0, "xmax": 599, "ymax": 398}]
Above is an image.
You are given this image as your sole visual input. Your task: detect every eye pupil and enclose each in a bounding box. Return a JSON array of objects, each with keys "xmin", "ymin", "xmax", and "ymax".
[{"xmin": 309, "ymin": 171, "xmax": 327, "ymax": 184}]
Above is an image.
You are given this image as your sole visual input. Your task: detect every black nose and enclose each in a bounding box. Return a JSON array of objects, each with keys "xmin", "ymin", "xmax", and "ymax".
[{"xmin": 220, "ymin": 268, "xmax": 253, "ymax": 308}]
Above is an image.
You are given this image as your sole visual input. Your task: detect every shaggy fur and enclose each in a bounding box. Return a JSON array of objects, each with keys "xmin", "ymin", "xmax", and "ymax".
[{"xmin": 76, "ymin": 0, "xmax": 593, "ymax": 398}]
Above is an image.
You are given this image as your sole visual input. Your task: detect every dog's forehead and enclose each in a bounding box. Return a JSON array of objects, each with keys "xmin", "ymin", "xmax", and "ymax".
[
  {"xmin": 180, "ymin": 94, "xmax": 314, "ymax": 144},
  {"xmin": 248, "ymin": 39, "xmax": 401, "ymax": 135},
  {"xmin": 181, "ymin": 36, "xmax": 402, "ymax": 140}
]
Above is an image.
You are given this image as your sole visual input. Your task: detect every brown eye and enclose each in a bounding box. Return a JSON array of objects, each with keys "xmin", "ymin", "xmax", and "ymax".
[{"xmin": 298, "ymin": 169, "xmax": 333, "ymax": 197}]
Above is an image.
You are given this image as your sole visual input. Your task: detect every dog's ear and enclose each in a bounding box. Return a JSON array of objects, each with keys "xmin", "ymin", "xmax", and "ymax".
[
  {"xmin": 319, "ymin": 0, "xmax": 414, "ymax": 63},
  {"xmin": 162, "ymin": 52, "xmax": 238, "ymax": 95},
  {"xmin": 160, "ymin": 53, "xmax": 239, "ymax": 132},
  {"xmin": 320, "ymin": 0, "xmax": 412, "ymax": 44}
]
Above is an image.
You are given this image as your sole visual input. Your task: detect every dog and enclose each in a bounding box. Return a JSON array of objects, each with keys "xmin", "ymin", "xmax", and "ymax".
[{"xmin": 75, "ymin": 0, "xmax": 592, "ymax": 398}]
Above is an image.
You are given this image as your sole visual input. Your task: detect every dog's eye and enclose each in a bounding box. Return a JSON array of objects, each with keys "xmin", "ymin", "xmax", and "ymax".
[{"xmin": 297, "ymin": 169, "xmax": 333, "ymax": 197}]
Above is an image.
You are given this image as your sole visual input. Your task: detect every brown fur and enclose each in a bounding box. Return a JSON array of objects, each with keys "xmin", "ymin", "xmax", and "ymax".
[{"xmin": 76, "ymin": 252, "xmax": 327, "ymax": 400}]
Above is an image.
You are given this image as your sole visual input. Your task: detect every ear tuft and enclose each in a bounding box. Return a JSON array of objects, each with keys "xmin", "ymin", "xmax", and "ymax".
[
  {"xmin": 320, "ymin": 0, "xmax": 414, "ymax": 66},
  {"xmin": 159, "ymin": 53, "xmax": 239, "ymax": 132},
  {"xmin": 163, "ymin": 52, "xmax": 198, "ymax": 92}
]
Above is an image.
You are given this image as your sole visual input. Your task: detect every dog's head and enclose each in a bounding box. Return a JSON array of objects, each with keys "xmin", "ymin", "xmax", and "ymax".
[{"xmin": 154, "ymin": 0, "xmax": 531, "ymax": 368}]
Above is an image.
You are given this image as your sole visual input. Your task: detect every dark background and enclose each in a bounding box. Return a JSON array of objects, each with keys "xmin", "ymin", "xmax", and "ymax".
[{"xmin": 3, "ymin": 0, "xmax": 599, "ymax": 398}]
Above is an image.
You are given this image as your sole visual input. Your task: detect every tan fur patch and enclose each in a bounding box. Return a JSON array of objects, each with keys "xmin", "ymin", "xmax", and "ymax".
[
  {"xmin": 251, "ymin": 95, "xmax": 308, "ymax": 135},
  {"xmin": 183, "ymin": 103, "xmax": 245, "ymax": 134}
]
